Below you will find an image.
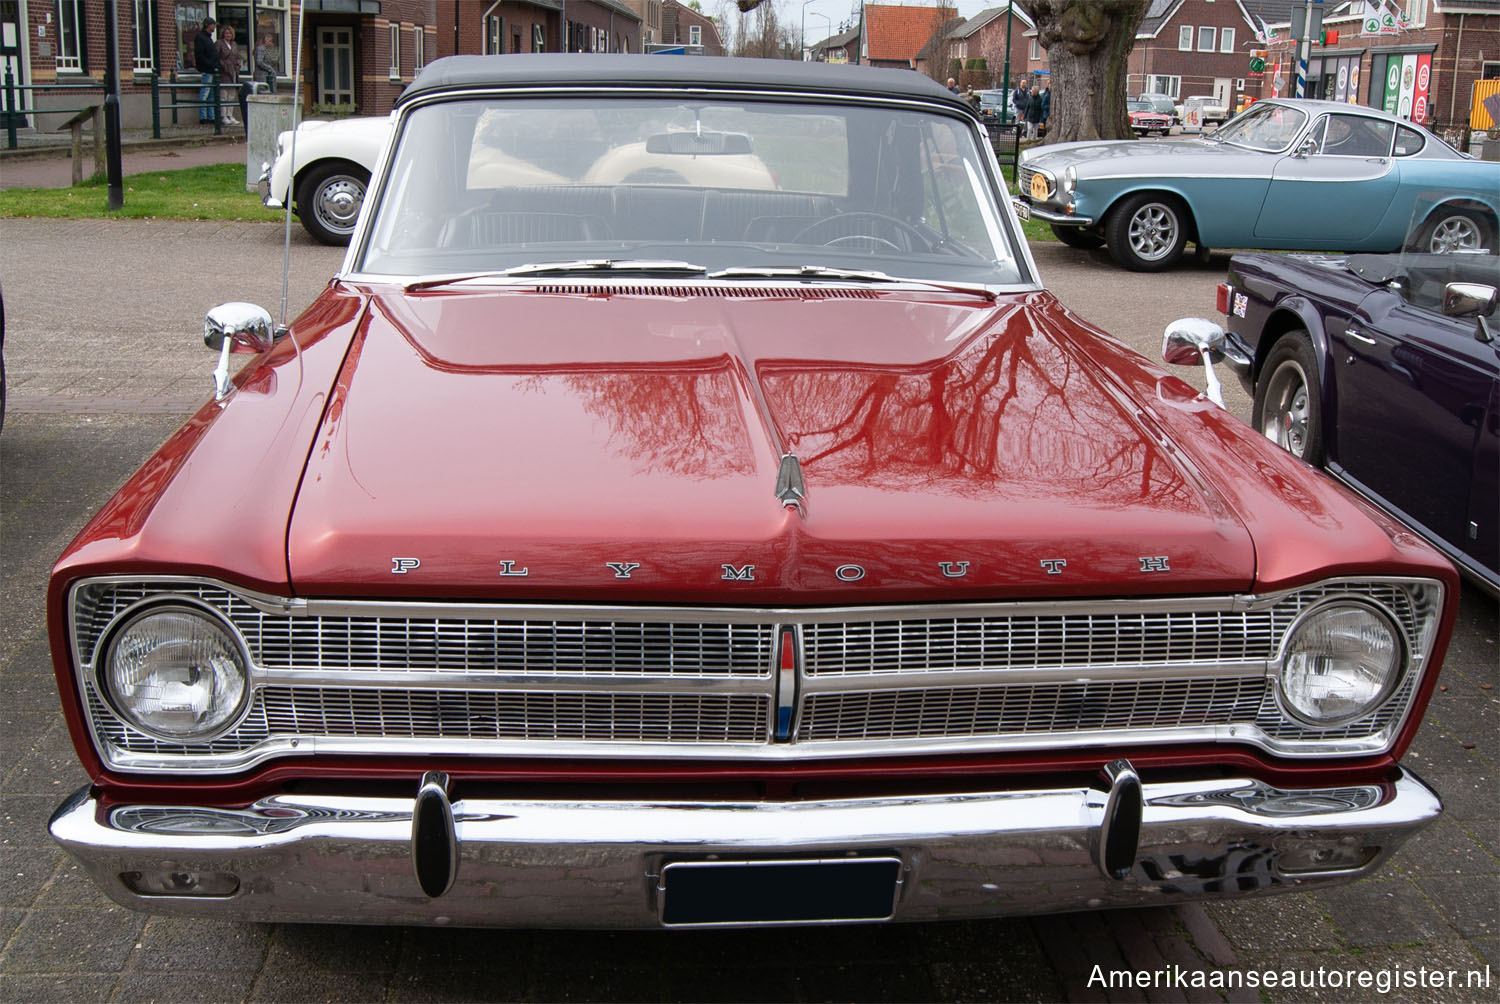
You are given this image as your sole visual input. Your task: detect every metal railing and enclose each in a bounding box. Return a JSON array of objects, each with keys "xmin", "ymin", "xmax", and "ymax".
[
  {"xmin": 150, "ymin": 72, "xmax": 242, "ymax": 138},
  {"xmin": 2, "ymin": 71, "xmax": 106, "ymax": 150}
]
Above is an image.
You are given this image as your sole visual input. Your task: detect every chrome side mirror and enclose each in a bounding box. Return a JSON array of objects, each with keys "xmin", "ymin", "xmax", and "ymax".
[
  {"xmin": 1294, "ymin": 136, "xmax": 1319, "ymax": 159},
  {"xmin": 204, "ymin": 302, "xmax": 275, "ymax": 401},
  {"xmin": 1442, "ymin": 282, "xmax": 1497, "ymax": 319},
  {"xmin": 204, "ymin": 302, "xmax": 275, "ymax": 353},
  {"xmin": 1163, "ymin": 317, "xmax": 1245, "ymax": 408}
]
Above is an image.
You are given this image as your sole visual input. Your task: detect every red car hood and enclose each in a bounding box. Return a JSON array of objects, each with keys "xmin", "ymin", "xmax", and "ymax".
[{"xmin": 287, "ymin": 285, "xmax": 1254, "ymax": 601}]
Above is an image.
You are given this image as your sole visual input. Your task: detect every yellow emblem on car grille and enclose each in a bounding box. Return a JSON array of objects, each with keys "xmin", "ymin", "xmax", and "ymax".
[{"xmin": 1030, "ymin": 173, "xmax": 1049, "ymax": 200}]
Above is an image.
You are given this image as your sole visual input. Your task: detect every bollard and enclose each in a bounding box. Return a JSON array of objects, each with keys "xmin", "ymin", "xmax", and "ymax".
[
  {"xmin": 150, "ymin": 72, "xmax": 160, "ymax": 139},
  {"xmin": 4, "ymin": 69, "xmax": 16, "ymax": 150},
  {"xmin": 170, "ymin": 69, "xmax": 178, "ymax": 125},
  {"xmin": 213, "ymin": 73, "xmax": 222, "ymax": 135}
]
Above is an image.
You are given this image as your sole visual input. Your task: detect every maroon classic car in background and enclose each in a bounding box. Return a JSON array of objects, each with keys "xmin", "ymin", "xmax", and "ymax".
[{"xmin": 48, "ymin": 56, "xmax": 1456, "ymax": 929}]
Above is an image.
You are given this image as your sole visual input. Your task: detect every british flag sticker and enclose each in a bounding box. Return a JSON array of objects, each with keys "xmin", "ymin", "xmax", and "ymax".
[{"xmin": 1232, "ymin": 293, "xmax": 1248, "ymax": 318}]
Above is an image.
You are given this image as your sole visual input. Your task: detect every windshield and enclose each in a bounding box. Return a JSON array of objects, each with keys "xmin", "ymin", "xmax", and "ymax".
[
  {"xmin": 358, "ymin": 96, "xmax": 1024, "ymax": 284},
  {"xmin": 1214, "ymin": 102, "xmax": 1308, "ymax": 152}
]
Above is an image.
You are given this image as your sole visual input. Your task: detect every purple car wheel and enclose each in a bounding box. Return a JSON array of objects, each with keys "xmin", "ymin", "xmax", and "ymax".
[{"xmin": 1253, "ymin": 334, "xmax": 1324, "ymax": 466}]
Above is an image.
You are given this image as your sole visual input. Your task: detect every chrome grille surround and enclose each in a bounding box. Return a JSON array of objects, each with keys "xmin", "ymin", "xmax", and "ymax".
[{"xmin": 69, "ymin": 576, "xmax": 1445, "ymax": 774}]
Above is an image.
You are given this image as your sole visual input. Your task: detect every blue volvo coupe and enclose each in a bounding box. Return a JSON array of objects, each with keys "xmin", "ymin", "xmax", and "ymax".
[{"xmin": 1018, "ymin": 99, "xmax": 1499, "ymax": 271}]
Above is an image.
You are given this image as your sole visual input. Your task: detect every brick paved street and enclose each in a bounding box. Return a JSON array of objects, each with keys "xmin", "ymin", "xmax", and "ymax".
[{"xmin": 1, "ymin": 218, "xmax": 1495, "ymax": 1002}]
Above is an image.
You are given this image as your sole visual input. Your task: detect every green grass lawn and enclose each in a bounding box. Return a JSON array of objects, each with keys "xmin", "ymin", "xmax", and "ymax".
[
  {"xmin": 0, "ymin": 163, "xmax": 281, "ymax": 221},
  {"xmin": 1, "ymin": 160, "xmax": 1057, "ymax": 245}
]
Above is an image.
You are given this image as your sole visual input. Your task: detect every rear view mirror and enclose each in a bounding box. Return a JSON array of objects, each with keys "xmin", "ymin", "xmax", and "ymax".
[{"xmin": 645, "ymin": 131, "xmax": 752, "ymax": 156}]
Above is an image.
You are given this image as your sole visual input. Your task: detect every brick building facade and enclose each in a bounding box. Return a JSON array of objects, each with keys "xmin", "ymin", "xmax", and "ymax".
[
  {"xmin": 661, "ymin": 0, "xmax": 722, "ymax": 55},
  {"xmin": 3, "ymin": 0, "xmax": 650, "ymax": 135},
  {"xmin": 927, "ymin": 4, "xmax": 1034, "ymax": 90}
]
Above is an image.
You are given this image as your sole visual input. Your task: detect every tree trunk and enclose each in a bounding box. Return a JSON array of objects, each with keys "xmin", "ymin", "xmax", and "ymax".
[{"xmin": 1028, "ymin": 0, "xmax": 1148, "ymax": 144}]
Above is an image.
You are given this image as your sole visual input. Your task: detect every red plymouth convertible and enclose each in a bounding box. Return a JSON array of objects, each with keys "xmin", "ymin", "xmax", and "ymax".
[{"xmin": 49, "ymin": 56, "xmax": 1456, "ymax": 929}]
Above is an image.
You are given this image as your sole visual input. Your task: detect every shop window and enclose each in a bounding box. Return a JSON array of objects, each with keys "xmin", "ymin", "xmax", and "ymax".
[
  {"xmin": 215, "ymin": 3, "xmax": 252, "ymax": 71},
  {"xmin": 252, "ymin": 1, "xmax": 287, "ymax": 83},
  {"xmin": 55, "ymin": 0, "xmax": 85, "ymax": 71},
  {"xmin": 389, "ymin": 21, "xmax": 400, "ymax": 78},
  {"xmin": 1178, "ymin": 25, "xmax": 1191, "ymax": 51},
  {"xmin": 133, "ymin": 0, "xmax": 156, "ymax": 72},
  {"xmin": 1197, "ymin": 27, "xmax": 1216, "ymax": 52},
  {"xmin": 1219, "ymin": 28, "xmax": 1234, "ymax": 53}
]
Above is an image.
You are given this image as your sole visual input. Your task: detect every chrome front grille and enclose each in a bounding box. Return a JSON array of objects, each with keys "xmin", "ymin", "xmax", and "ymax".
[
  {"xmin": 70, "ymin": 577, "xmax": 1444, "ymax": 773},
  {"xmin": 801, "ymin": 678, "xmax": 1268, "ymax": 742},
  {"xmin": 802, "ymin": 611, "xmax": 1280, "ymax": 675}
]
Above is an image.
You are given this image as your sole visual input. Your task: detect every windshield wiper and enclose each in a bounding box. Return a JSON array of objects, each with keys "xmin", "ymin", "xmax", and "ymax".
[
  {"xmin": 709, "ymin": 264, "xmax": 901, "ymax": 282},
  {"xmin": 708, "ymin": 264, "xmax": 996, "ymax": 300},
  {"xmin": 406, "ymin": 259, "xmax": 706, "ymax": 291}
]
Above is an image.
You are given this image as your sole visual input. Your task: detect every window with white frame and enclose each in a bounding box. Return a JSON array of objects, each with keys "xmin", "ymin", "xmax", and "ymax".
[
  {"xmin": 413, "ymin": 26, "xmax": 424, "ymax": 71},
  {"xmin": 486, "ymin": 15, "xmax": 501, "ymax": 54},
  {"xmin": 56, "ymin": 0, "xmax": 85, "ymax": 71},
  {"xmin": 389, "ymin": 22, "xmax": 400, "ymax": 77},
  {"xmin": 1197, "ymin": 27, "xmax": 1215, "ymax": 51},
  {"xmin": 252, "ymin": 1, "xmax": 289, "ymax": 83},
  {"xmin": 1484, "ymin": 61, "xmax": 1500, "ymax": 80},
  {"xmin": 1029, "ymin": 38, "xmax": 1041, "ymax": 59},
  {"xmin": 1147, "ymin": 74, "xmax": 1181, "ymax": 98},
  {"xmin": 689, "ymin": 24, "xmax": 701, "ymax": 46},
  {"xmin": 534, "ymin": 23, "xmax": 546, "ymax": 51},
  {"xmin": 1220, "ymin": 27, "xmax": 1234, "ymax": 53},
  {"xmin": 1178, "ymin": 26, "xmax": 1192, "ymax": 50},
  {"xmin": 133, "ymin": 0, "xmax": 156, "ymax": 72},
  {"xmin": 1403, "ymin": 0, "xmax": 1426, "ymax": 28}
]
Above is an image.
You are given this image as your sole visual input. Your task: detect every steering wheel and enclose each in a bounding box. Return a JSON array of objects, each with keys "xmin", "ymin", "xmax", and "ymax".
[{"xmin": 792, "ymin": 212, "xmax": 930, "ymax": 252}]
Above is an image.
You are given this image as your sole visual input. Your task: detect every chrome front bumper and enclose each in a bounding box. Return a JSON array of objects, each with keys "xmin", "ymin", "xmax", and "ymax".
[
  {"xmin": 50, "ymin": 770, "xmax": 1439, "ymax": 928},
  {"xmin": 257, "ymin": 162, "xmax": 282, "ymax": 210},
  {"xmin": 1017, "ymin": 200, "xmax": 1097, "ymax": 227}
]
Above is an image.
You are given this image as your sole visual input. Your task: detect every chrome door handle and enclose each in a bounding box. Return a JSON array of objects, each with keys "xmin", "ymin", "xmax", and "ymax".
[{"xmin": 1345, "ymin": 327, "xmax": 1377, "ymax": 346}]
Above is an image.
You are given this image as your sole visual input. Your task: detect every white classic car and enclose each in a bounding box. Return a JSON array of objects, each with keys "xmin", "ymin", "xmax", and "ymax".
[
  {"xmin": 260, "ymin": 112, "xmax": 775, "ymax": 244},
  {"xmin": 258, "ymin": 115, "xmax": 391, "ymax": 245}
]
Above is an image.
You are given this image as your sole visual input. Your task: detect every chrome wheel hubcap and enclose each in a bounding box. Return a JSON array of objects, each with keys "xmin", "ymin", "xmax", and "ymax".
[
  {"xmin": 1261, "ymin": 360, "xmax": 1311, "ymax": 457},
  {"xmin": 314, "ymin": 176, "xmax": 365, "ymax": 234},
  {"xmin": 1429, "ymin": 216, "xmax": 1481, "ymax": 254},
  {"xmin": 1127, "ymin": 204, "xmax": 1178, "ymax": 261}
]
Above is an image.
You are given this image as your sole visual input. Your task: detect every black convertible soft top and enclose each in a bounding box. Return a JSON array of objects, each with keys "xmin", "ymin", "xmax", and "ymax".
[{"xmin": 399, "ymin": 53, "xmax": 973, "ymax": 114}]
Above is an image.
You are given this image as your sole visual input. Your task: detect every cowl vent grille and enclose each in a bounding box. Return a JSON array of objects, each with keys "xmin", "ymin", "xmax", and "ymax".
[{"xmin": 532, "ymin": 285, "xmax": 881, "ymax": 299}]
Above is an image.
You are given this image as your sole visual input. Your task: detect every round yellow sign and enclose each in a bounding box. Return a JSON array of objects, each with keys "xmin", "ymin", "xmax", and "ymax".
[{"xmin": 1030, "ymin": 173, "xmax": 1049, "ymax": 200}]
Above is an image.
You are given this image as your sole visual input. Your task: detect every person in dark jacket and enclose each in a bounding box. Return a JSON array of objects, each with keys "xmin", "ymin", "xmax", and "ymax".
[
  {"xmin": 1026, "ymin": 85, "xmax": 1044, "ymax": 138},
  {"xmin": 193, "ymin": 18, "xmax": 221, "ymax": 124},
  {"xmin": 1011, "ymin": 83, "xmax": 1030, "ymax": 127},
  {"xmin": 1039, "ymin": 84, "xmax": 1051, "ymax": 137}
]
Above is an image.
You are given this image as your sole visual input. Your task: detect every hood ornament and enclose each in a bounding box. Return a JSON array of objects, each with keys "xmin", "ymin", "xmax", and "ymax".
[{"xmin": 775, "ymin": 453, "xmax": 807, "ymax": 515}]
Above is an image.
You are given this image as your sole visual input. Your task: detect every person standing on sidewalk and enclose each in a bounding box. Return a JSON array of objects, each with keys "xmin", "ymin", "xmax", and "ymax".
[
  {"xmin": 217, "ymin": 25, "xmax": 245, "ymax": 127},
  {"xmin": 193, "ymin": 17, "xmax": 221, "ymax": 125}
]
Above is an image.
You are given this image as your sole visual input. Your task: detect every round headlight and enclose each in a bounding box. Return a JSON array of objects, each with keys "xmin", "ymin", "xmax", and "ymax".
[
  {"xmin": 102, "ymin": 604, "xmax": 250, "ymax": 741},
  {"xmin": 1279, "ymin": 601, "xmax": 1402, "ymax": 726},
  {"xmin": 1062, "ymin": 165, "xmax": 1077, "ymax": 194}
]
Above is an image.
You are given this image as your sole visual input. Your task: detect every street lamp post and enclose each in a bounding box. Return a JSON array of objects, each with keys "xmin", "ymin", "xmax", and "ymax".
[
  {"xmin": 806, "ymin": 11, "xmax": 831, "ymax": 59},
  {"xmin": 1000, "ymin": 0, "xmax": 1014, "ymax": 125},
  {"xmin": 801, "ymin": 0, "xmax": 817, "ymax": 61}
]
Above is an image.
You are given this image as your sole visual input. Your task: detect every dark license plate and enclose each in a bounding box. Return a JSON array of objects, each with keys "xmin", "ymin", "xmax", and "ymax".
[{"xmin": 658, "ymin": 857, "xmax": 902, "ymax": 927}]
